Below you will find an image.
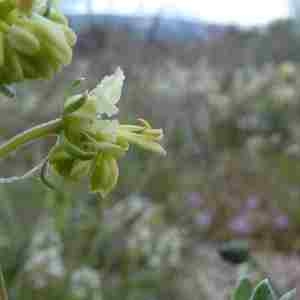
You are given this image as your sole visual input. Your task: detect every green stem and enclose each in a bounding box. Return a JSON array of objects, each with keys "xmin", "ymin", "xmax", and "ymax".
[
  {"xmin": 0, "ymin": 118, "xmax": 63, "ymax": 159},
  {"xmin": 0, "ymin": 268, "xmax": 8, "ymax": 300}
]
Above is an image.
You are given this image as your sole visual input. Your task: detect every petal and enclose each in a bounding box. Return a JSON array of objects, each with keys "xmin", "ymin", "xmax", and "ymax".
[
  {"xmin": 90, "ymin": 67, "xmax": 125, "ymax": 117},
  {"xmin": 90, "ymin": 153, "xmax": 119, "ymax": 197},
  {"xmin": 91, "ymin": 119, "xmax": 119, "ymax": 142}
]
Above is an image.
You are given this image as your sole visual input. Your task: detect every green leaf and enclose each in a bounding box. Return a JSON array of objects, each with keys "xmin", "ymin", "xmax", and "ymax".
[
  {"xmin": 251, "ymin": 279, "xmax": 277, "ymax": 300},
  {"xmin": 280, "ymin": 289, "xmax": 296, "ymax": 300},
  {"xmin": 0, "ymin": 84, "xmax": 16, "ymax": 98},
  {"xmin": 232, "ymin": 278, "xmax": 253, "ymax": 300},
  {"xmin": 63, "ymin": 93, "xmax": 88, "ymax": 115}
]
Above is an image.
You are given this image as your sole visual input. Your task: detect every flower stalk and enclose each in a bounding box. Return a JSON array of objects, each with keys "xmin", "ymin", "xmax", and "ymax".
[{"xmin": 0, "ymin": 118, "xmax": 63, "ymax": 159}]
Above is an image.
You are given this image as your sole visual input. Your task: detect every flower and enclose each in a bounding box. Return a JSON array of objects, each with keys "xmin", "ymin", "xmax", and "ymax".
[
  {"xmin": 228, "ymin": 214, "xmax": 253, "ymax": 235},
  {"xmin": 70, "ymin": 267, "xmax": 102, "ymax": 300},
  {"xmin": 273, "ymin": 214, "xmax": 289, "ymax": 230},
  {"xmin": 194, "ymin": 210, "xmax": 213, "ymax": 228},
  {"xmin": 45, "ymin": 68, "xmax": 166, "ymax": 196},
  {"xmin": 186, "ymin": 192, "xmax": 204, "ymax": 209},
  {"xmin": 244, "ymin": 195, "xmax": 259, "ymax": 210}
]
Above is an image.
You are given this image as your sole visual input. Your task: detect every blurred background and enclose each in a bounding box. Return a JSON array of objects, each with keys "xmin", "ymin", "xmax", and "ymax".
[{"xmin": 0, "ymin": 0, "xmax": 300, "ymax": 299}]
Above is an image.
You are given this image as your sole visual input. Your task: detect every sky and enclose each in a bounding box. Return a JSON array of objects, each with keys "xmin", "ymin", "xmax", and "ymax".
[{"xmin": 61, "ymin": 0, "xmax": 291, "ymax": 26}]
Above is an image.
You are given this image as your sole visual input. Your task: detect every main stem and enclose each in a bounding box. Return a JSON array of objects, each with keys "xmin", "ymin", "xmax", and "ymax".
[{"xmin": 0, "ymin": 118, "xmax": 63, "ymax": 159}]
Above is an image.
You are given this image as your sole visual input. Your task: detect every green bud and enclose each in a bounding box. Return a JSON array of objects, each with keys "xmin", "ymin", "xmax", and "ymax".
[
  {"xmin": 27, "ymin": 54, "xmax": 55, "ymax": 79},
  {"xmin": 60, "ymin": 24, "xmax": 77, "ymax": 47},
  {"xmin": 7, "ymin": 25, "xmax": 40, "ymax": 55},
  {"xmin": 0, "ymin": 20, "xmax": 9, "ymax": 33},
  {"xmin": 118, "ymin": 130, "xmax": 166, "ymax": 156},
  {"xmin": 0, "ymin": 2, "xmax": 75, "ymax": 84},
  {"xmin": 84, "ymin": 132, "xmax": 128, "ymax": 157},
  {"xmin": 0, "ymin": 1, "xmax": 14, "ymax": 19},
  {"xmin": 30, "ymin": 13, "xmax": 72, "ymax": 63},
  {"xmin": 41, "ymin": 37, "xmax": 72, "ymax": 65},
  {"xmin": 17, "ymin": 54, "xmax": 40, "ymax": 78},
  {"xmin": 5, "ymin": 44, "xmax": 24, "ymax": 81},
  {"xmin": 48, "ymin": 8, "xmax": 69, "ymax": 25}
]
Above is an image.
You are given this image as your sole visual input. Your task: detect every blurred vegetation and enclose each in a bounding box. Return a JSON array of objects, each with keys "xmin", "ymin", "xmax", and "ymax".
[{"xmin": 0, "ymin": 17, "xmax": 300, "ymax": 300}]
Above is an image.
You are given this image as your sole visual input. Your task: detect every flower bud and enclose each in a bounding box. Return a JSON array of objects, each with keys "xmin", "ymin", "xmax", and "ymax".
[
  {"xmin": 5, "ymin": 45, "xmax": 24, "ymax": 82},
  {"xmin": 30, "ymin": 13, "xmax": 71, "ymax": 61},
  {"xmin": 0, "ymin": 2, "xmax": 76, "ymax": 84},
  {"xmin": 48, "ymin": 8, "xmax": 69, "ymax": 25},
  {"xmin": 7, "ymin": 25, "xmax": 40, "ymax": 55}
]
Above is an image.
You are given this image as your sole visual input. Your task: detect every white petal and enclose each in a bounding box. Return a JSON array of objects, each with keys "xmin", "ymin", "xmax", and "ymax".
[{"xmin": 91, "ymin": 67, "xmax": 125, "ymax": 117}]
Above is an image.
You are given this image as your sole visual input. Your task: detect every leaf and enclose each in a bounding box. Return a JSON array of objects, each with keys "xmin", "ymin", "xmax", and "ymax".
[
  {"xmin": 63, "ymin": 93, "xmax": 88, "ymax": 115},
  {"xmin": 251, "ymin": 279, "xmax": 277, "ymax": 300},
  {"xmin": 0, "ymin": 85, "xmax": 16, "ymax": 99},
  {"xmin": 280, "ymin": 289, "xmax": 296, "ymax": 300},
  {"xmin": 90, "ymin": 67, "xmax": 125, "ymax": 117},
  {"xmin": 232, "ymin": 278, "xmax": 253, "ymax": 300},
  {"xmin": 64, "ymin": 77, "xmax": 86, "ymax": 99}
]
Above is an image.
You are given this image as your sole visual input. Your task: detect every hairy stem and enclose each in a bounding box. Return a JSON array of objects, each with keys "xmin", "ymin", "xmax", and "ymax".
[{"xmin": 0, "ymin": 118, "xmax": 63, "ymax": 159}]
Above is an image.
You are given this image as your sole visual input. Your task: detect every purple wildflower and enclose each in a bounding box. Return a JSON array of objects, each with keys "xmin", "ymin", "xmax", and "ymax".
[
  {"xmin": 229, "ymin": 214, "xmax": 253, "ymax": 235},
  {"xmin": 186, "ymin": 192, "xmax": 203, "ymax": 209},
  {"xmin": 194, "ymin": 210, "xmax": 213, "ymax": 228},
  {"xmin": 273, "ymin": 214, "xmax": 289, "ymax": 230},
  {"xmin": 245, "ymin": 195, "xmax": 259, "ymax": 210}
]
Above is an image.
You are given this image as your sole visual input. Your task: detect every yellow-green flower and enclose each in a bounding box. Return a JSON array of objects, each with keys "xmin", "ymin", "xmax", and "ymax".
[{"xmin": 46, "ymin": 68, "xmax": 166, "ymax": 196}]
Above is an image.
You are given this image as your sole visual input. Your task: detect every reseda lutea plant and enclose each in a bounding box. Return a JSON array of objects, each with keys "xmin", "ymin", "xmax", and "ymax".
[{"xmin": 0, "ymin": 0, "xmax": 166, "ymax": 196}]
